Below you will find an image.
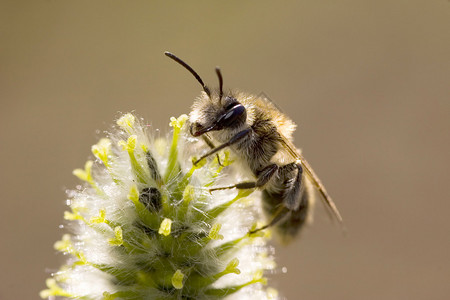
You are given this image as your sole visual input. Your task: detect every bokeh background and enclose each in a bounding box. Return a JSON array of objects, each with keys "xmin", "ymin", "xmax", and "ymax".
[{"xmin": 1, "ymin": 1, "xmax": 449, "ymax": 299}]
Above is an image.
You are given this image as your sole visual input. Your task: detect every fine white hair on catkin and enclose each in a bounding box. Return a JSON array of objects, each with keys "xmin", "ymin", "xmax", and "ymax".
[{"xmin": 41, "ymin": 113, "xmax": 278, "ymax": 300}]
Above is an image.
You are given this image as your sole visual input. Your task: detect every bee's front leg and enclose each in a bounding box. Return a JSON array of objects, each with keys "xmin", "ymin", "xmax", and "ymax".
[
  {"xmin": 201, "ymin": 135, "xmax": 223, "ymax": 166},
  {"xmin": 193, "ymin": 128, "xmax": 252, "ymax": 165}
]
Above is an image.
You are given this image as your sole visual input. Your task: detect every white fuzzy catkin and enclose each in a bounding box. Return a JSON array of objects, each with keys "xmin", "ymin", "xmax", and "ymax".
[{"xmin": 41, "ymin": 113, "xmax": 277, "ymax": 300}]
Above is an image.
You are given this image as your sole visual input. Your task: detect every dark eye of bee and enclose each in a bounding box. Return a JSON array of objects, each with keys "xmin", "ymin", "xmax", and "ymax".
[
  {"xmin": 216, "ymin": 102, "xmax": 246, "ymax": 128},
  {"xmin": 224, "ymin": 102, "xmax": 236, "ymax": 110},
  {"xmin": 223, "ymin": 96, "xmax": 237, "ymax": 110}
]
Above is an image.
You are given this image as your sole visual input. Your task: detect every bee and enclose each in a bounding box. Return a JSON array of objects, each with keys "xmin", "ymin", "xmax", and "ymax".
[{"xmin": 165, "ymin": 51, "xmax": 343, "ymax": 242}]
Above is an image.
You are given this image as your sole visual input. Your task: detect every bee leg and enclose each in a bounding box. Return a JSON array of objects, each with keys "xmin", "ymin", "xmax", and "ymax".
[
  {"xmin": 282, "ymin": 162, "xmax": 303, "ymax": 210},
  {"xmin": 201, "ymin": 135, "xmax": 223, "ymax": 166},
  {"xmin": 251, "ymin": 162, "xmax": 304, "ymax": 233},
  {"xmin": 194, "ymin": 128, "xmax": 252, "ymax": 165},
  {"xmin": 249, "ymin": 205, "xmax": 290, "ymax": 234},
  {"xmin": 210, "ymin": 164, "xmax": 278, "ymax": 192}
]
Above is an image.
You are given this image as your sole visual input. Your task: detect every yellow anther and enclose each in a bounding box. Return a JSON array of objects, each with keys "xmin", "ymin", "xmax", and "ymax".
[
  {"xmin": 127, "ymin": 184, "xmax": 139, "ymax": 203},
  {"xmin": 183, "ymin": 185, "xmax": 195, "ymax": 205},
  {"xmin": 208, "ymin": 223, "xmax": 224, "ymax": 240},
  {"xmin": 116, "ymin": 113, "xmax": 135, "ymax": 130},
  {"xmin": 54, "ymin": 234, "xmax": 72, "ymax": 252},
  {"xmin": 72, "ymin": 160, "xmax": 94, "ymax": 183},
  {"xmin": 225, "ymin": 258, "xmax": 241, "ymax": 274},
  {"xmin": 91, "ymin": 138, "xmax": 111, "ymax": 165},
  {"xmin": 169, "ymin": 114, "xmax": 188, "ymax": 129},
  {"xmin": 109, "ymin": 226, "xmax": 123, "ymax": 246},
  {"xmin": 89, "ymin": 209, "xmax": 106, "ymax": 224},
  {"xmin": 171, "ymin": 269, "xmax": 185, "ymax": 289},
  {"xmin": 158, "ymin": 218, "xmax": 172, "ymax": 236}
]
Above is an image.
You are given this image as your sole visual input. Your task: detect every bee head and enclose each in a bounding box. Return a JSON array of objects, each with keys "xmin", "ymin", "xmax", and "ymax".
[
  {"xmin": 189, "ymin": 93, "xmax": 247, "ymax": 137},
  {"xmin": 165, "ymin": 51, "xmax": 247, "ymax": 137}
]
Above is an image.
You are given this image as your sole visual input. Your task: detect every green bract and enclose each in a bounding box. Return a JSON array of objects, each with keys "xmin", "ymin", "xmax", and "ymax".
[{"xmin": 41, "ymin": 114, "xmax": 277, "ymax": 300}]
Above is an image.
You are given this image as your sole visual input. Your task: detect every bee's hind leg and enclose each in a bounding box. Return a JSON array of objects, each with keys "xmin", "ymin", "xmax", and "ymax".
[
  {"xmin": 248, "ymin": 205, "xmax": 290, "ymax": 234},
  {"xmin": 209, "ymin": 164, "xmax": 278, "ymax": 192},
  {"xmin": 251, "ymin": 162, "xmax": 305, "ymax": 234}
]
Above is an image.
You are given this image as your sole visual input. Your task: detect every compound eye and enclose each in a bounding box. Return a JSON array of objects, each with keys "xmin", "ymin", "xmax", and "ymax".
[
  {"xmin": 224, "ymin": 97, "xmax": 237, "ymax": 110},
  {"xmin": 217, "ymin": 104, "xmax": 246, "ymax": 128}
]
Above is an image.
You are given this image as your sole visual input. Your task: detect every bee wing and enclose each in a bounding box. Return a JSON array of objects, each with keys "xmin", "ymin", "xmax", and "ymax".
[
  {"xmin": 279, "ymin": 134, "xmax": 343, "ymax": 223},
  {"xmin": 256, "ymin": 92, "xmax": 286, "ymax": 114}
]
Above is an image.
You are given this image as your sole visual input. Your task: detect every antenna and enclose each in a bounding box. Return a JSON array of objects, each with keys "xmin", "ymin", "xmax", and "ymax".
[
  {"xmin": 215, "ymin": 67, "xmax": 223, "ymax": 103},
  {"xmin": 164, "ymin": 51, "xmax": 211, "ymax": 97}
]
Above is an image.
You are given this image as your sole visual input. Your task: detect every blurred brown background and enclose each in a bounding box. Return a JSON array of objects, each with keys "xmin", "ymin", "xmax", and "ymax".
[{"xmin": 1, "ymin": 1, "xmax": 449, "ymax": 299}]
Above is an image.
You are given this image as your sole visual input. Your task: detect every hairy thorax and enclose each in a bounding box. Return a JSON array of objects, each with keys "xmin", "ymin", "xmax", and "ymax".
[{"xmin": 210, "ymin": 115, "xmax": 288, "ymax": 176}]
